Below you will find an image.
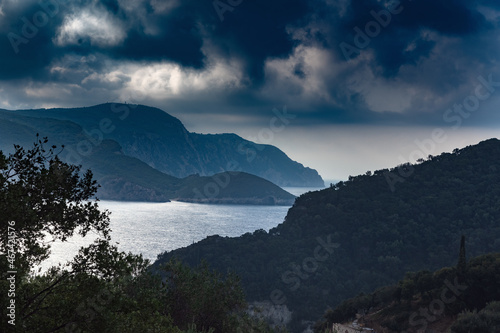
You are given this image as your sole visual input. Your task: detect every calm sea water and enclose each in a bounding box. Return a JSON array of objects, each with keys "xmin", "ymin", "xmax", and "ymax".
[{"xmin": 40, "ymin": 187, "xmax": 324, "ymax": 271}]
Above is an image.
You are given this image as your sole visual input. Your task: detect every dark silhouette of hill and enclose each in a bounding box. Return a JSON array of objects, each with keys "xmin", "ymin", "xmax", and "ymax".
[
  {"xmin": 154, "ymin": 138, "xmax": 500, "ymax": 332},
  {"xmin": 6, "ymin": 103, "xmax": 324, "ymax": 187},
  {"xmin": 0, "ymin": 108, "xmax": 295, "ymax": 204}
]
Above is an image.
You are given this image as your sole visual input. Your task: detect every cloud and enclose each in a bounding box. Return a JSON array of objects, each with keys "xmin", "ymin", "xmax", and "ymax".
[
  {"xmin": 0, "ymin": 0, "xmax": 499, "ymax": 128},
  {"xmin": 55, "ymin": 7, "xmax": 126, "ymax": 47}
]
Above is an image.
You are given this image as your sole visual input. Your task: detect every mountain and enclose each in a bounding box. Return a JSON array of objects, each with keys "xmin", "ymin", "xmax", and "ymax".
[
  {"xmin": 154, "ymin": 138, "xmax": 500, "ymax": 332},
  {"xmin": 7, "ymin": 103, "xmax": 324, "ymax": 187},
  {"xmin": 0, "ymin": 108, "xmax": 295, "ymax": 204},
  {"xmin": 315, "ymin": 252, "xmax": 500, "ymax": 333}
]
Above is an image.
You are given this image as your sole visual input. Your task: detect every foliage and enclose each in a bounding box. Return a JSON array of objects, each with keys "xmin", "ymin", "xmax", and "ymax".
[
  {"xmin": 457, "ymin": 235, "xmax": 467, "ymax": 276},
  {"xmin": 155, "ymin": 138, "xmax": 500, "ymax": 332},
  {"xmin": 451, "ymin": 302, "xmax": 500, "ymax": 333},
  {"xmin": 0, "ymin": 139, "xmax": 281, "ymax": 333},
  {"xmin": 315, "ymin": 252, "xmax": 500, "ymax": 333},
  {"xmin": 161, "ymin": 259, "xmax": 245, "ymax": 332},
  {"xmin": 0, "ymin": 135, "xmax": 109, "ymax": 271}
]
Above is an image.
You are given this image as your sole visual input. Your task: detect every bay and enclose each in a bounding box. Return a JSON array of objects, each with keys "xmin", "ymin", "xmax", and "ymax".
[{"xmin": 39, "ymin": 186, "xmax": 325, "ymax": 271}]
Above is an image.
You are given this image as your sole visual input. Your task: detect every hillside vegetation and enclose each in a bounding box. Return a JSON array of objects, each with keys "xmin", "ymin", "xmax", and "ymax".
[
  {"xmin": 315, "ymin": 251, "xmax": 500, "ymax": 333},
  {"xmin": 155, "ymin": 138, "xmax": 500, "ymax": 332},
  {"xmin": 0, "ymin": 140, "xmax": 281, "ymax": 333}
]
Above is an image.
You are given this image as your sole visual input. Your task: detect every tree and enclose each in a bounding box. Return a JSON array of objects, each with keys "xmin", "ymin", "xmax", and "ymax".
[
  {"xmin": 451, "ymin": 302, "xmax": 500, "ymax": 333},
  {"xmin": 457, "ymin": 235, "xmax": 467, "ymax": 277},
  {"xmin": 0, "ymin": 138, "xmax": 278, "ymax": 333},
  {"xmin": 0, "ymin": 137, "xmax": 118, "ymax": 332},
  {"xmin": 0, "ymin": 138, "xmax": 154, "ymax": 332},
  {"xmin": 0, "ymin": 136, "xmax": 110, "ymax": 272},
  {"xmin": 162, "ymin": 259, "xmax": 246, "ymax": 332}
]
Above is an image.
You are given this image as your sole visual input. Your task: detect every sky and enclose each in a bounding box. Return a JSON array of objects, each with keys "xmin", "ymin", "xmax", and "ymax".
[{"xmin": 1, "ymin": 0, "xmax": 500, "ymax": 180}]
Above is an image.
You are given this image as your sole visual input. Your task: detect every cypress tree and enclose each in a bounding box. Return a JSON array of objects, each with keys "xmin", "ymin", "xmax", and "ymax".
[{"xmin": 457, "ymin": 235, "xmax": 467, "ymax": 276}]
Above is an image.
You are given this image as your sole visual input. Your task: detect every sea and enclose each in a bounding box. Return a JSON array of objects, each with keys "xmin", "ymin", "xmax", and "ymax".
[{"xmin": 38, "ymin": 186, "xmax": 327, "ymax": 272}]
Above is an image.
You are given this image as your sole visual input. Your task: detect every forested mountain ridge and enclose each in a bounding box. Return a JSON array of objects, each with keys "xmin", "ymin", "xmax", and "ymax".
[
  {"xmin": 2, "ymin": 103, "xmax": 324, "ymax": 187},
  {"xmin": 154, "ymin": 138, "xmax": 500, "ymax": 332}
]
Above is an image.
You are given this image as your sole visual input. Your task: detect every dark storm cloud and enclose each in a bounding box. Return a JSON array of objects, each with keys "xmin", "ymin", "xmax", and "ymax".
[
  {"xmin": 0, "ymin": 0, "xmax": 311, "ymax": 83},
  {"xmin": 0, "ymin": 0, "xmax": 499, "ymax": 126},
  {"xmin": 0, "ymin": 0, "xmax": 208, "ymax": 78},
  {"xmin": 207, "ymin": 0, "xmax": 309, "ymax": 83},
  {"xmin": 0, "ymin": 0, "xmax": 64, "ymax": 79},
  {"xmin": 64, "ymin": 1, "xmax": 207, "ymax": 67},
  {"xmin": 318, "ymin": 0, "xmax": 491, "ymax": 72},
  {"xmin": 393, "ymin": 0, "xmax": 486, "ymax": 35},
  {"xmin": 0, "ymin": 0, "xmax": 495, "ymax": 82}
]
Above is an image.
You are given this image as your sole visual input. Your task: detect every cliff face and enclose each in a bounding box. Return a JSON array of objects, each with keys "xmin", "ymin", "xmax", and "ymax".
[
  {"xmin": 9, "ymin": 103, "xmax": 324, "ymax": 187},
  {"xmin": 0, "ymin": 106, "xmax": 297, "ymax": 204},
  {"xmin": 188, "ymin": 133, "xmax": 324, "ymax": 187}
]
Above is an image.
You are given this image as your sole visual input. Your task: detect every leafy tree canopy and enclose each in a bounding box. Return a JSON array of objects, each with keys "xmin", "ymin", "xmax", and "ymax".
[
  {"xmin": 155, "ymin": 138, "xmax": 500, "ymax": 332},
  {"xmin": 0, "ymin": 135, "xmax": 109, "ymax": 271},
  {"xmin": 0, "ymin": 138, "xmax": 278, "ymax": 333}
]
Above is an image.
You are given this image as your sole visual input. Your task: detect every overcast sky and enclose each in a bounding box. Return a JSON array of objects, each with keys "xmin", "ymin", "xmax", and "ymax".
[{"xmin": 1, "ymin": 0, "xmax": 500, "ymax": 180}]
